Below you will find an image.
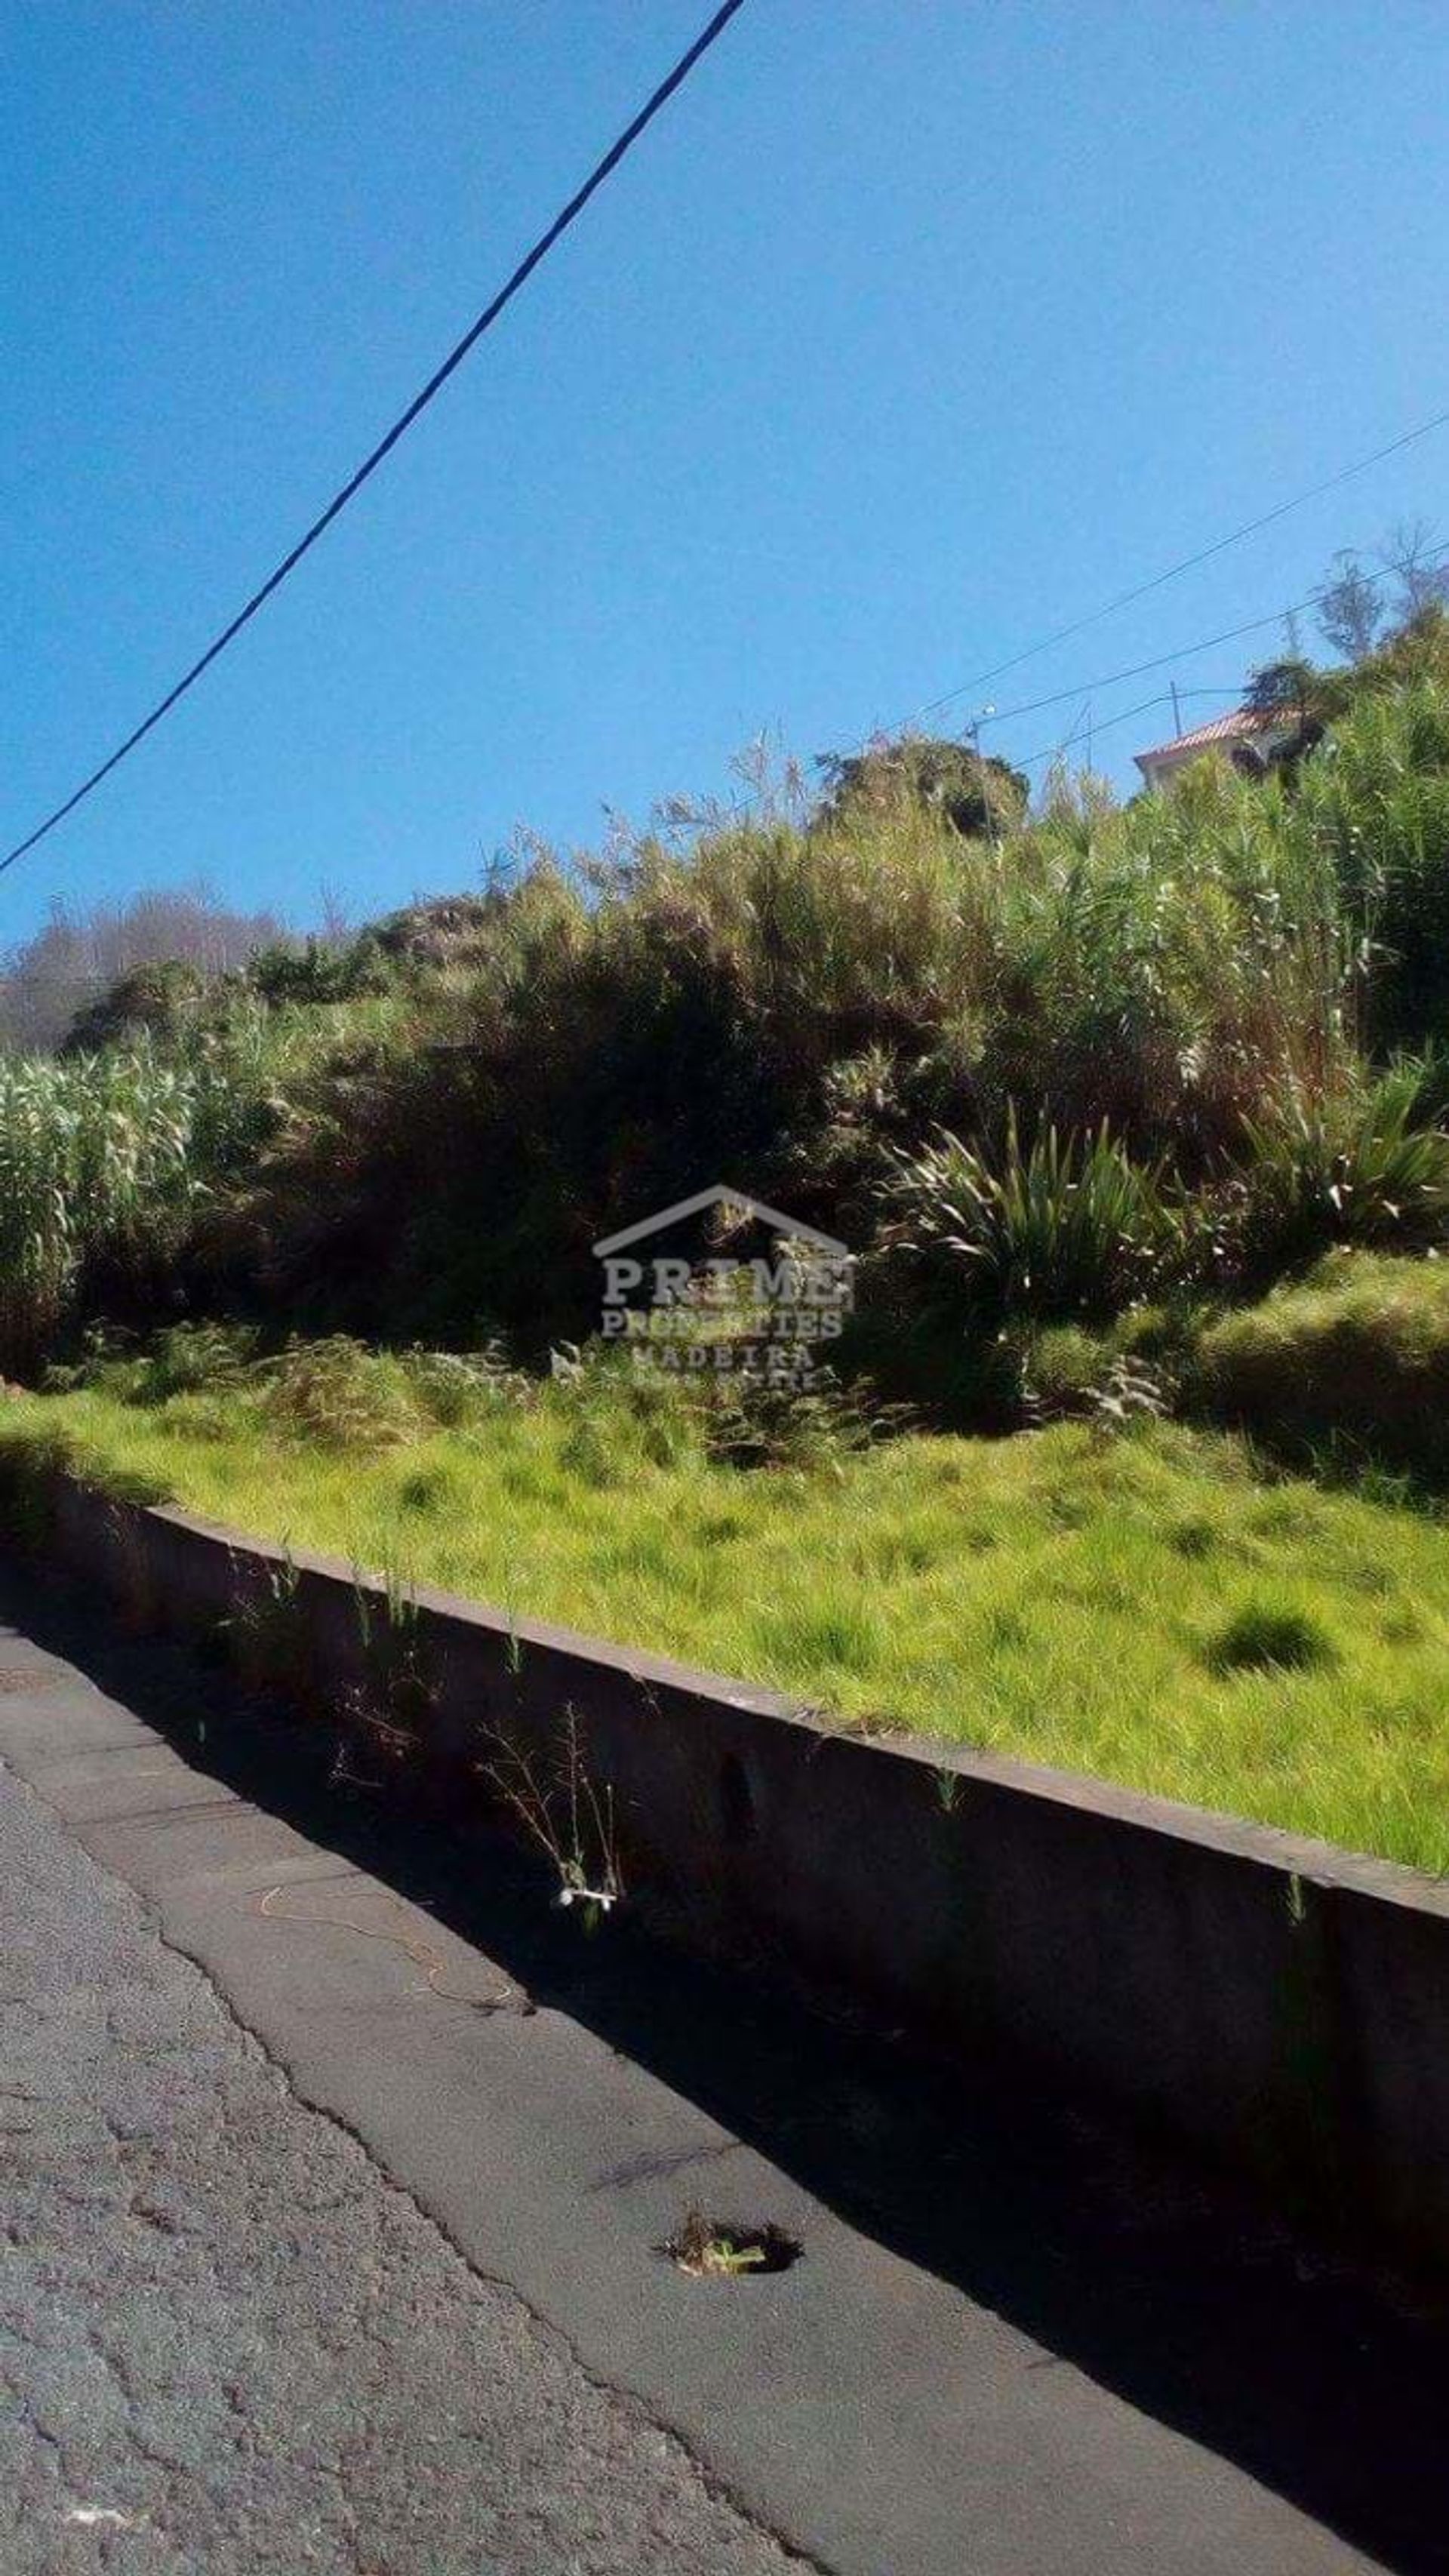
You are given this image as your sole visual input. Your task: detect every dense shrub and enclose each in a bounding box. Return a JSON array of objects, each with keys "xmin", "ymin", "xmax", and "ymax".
[
  {"xmin": 245, "ymin": 938, "xmax": 391, "ymax": 1008},
  {"xmin": 5, "ymin": 672, "xmax": 1449, "ymax": 1399},
  {"xmin": 813, "ymin": 733, "xmax": 1029, "ymax": 840},
  {"xmin": 881, "ymin": 1116, "xmax": 1182, "ymax": 1320},
  {"xmin": 1235, "ymin": 1063, "xmax": 1449, "ymax": 1266},
  {"xmin": 61, "ymin": 959, "xmax": 209, "ymax": 1056}
]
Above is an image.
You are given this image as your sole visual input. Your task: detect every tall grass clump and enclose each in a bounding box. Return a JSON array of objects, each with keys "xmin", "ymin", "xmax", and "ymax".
[
  {"xmin": 1294, "ymin": 671, "xmax": 1449, "ymax": 1053},
  {"xmin": 992, "ymin": 753, "xmax": 1353, "ymax": 1162},
  {"xmin": 0, "ymin": 1014, "xmax": 293, "ymax": 1371}
]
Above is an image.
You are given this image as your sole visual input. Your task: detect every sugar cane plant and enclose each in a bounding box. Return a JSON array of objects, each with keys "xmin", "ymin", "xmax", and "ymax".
[{"xmin": 0, "ymin": 1014, "xmax": 288, "ymax": 1372}]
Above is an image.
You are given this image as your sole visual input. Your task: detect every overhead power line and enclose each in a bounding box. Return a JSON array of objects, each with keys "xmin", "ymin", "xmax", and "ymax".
[
  {"xmin": 1008, "ymin": 540, "xmax": 1441, "ymax": 777},
  {"xmin": 0, "ymin": 0, "xmax": 749, "ymax": 879},
  {"xmin": 1015, "ymin": 691, "xmax": 1169, "ymax": 772},
  {"xmin": 1014, "ymin": 685, "xmax": 1246, "ymax": 774},
  {"xmin": 1007, "ymin": 534, "xmax": 1444, "ymax": 779},
  {"xmin": 998, "ymin": 543, "xmax": 1449, "ymax": 780},
  {"xmin": 1014, "ymin": 687, "xmax": 1244, "ymax": 774},
  {"xmin": 917, "ymin": 401, "xmax": 1449, "ymax": 722},
  {"xmin": 961, "ymin": 540, "xmax": 1449, "ymax": 743},
  {"xmin": 976, "ymin": 596, "xmax": 1332, "ymax": 732},
  {"xmin": 842, "ymin": 525, "xmax": 1449, "ymax": 786}
]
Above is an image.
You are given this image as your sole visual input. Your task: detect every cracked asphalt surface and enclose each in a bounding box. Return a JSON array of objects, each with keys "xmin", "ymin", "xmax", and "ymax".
[
  {"xmin": 6, "ymin": 1585, "xmax": 1449, "ymax": 2576},
  {"xmin": 0, "ymin": 1765, "xmax": 800, "ymax": 2576}
]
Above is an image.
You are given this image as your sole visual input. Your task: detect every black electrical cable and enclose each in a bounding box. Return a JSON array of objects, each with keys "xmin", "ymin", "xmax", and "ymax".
[{"xmin": 1, "ymin": 0, "xmax": 749, "ymax": 877}]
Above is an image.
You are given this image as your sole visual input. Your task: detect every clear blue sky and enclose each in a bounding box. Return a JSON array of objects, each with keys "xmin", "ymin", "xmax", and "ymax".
[{"xmin": 4, "ymin": 1, "xmax": 1447, "ymax": 942}]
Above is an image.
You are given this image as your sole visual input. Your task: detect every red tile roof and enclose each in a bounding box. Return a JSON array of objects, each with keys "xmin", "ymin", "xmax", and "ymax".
[{"xmin": 1134, "ymin": 707, "xmax": 1272, "ymax": 768}]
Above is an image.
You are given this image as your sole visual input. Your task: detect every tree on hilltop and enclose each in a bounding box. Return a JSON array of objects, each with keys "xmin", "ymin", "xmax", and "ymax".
[{"xmin": 814, "ymin": 734, "xmax": 1029, "ymax": 841}]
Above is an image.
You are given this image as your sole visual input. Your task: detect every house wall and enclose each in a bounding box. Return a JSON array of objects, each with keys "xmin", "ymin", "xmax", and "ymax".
[{"xmin": 1135, "ymin": 722, "xmax": 1291, "ymax": 792}]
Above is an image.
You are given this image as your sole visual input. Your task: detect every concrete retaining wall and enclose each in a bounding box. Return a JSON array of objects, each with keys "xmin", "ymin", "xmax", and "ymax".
[{"xmin": 38, "ymin": 1474, "xmax": 1449, "ymax": 2270}]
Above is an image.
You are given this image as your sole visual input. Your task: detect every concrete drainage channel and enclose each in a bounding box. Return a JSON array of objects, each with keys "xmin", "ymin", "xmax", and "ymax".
[{"xmin": 24, "ymin": 1469, "xmax": 1449, "ymax": 2278}]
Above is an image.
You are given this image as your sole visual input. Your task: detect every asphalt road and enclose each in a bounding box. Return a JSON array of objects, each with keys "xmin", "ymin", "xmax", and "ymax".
[
  {"xmin": 2, "ymin": 1582, "xmax": 1447, "ymax": 2576},
  {"xmin": 0, "ymin": 1759, "xmax": 801, "ymax": 2576}
]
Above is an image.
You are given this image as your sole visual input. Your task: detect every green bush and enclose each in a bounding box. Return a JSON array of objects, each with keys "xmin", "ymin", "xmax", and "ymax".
[
  {"xmin": 813, "ymin": 732, "xmax": 1029, "ymax": 840},
  {"xmin": 251, "ymin": 1337, "xmax": 527, "ymax": 1450},
  {"xmin": 246, "ymin": 938, "xmax": 391, "ymax": 1008},
  {"xmin": 1018, "ymin": 1323, "xmax": 1106, "ymax": 1414},
  {"xmin": 882, "ymin": 1115, "xmax": 1182, "ymax": 1320},
  {"xmin": 128, "ymin": 1320, "xmax": 261, "ymax": 1401},
  {"xmin": 1192, "ymin": 1251, "xmax": 1449, "ymax": 1482},
  {"xmin": 61, "ymin": 959, "xmax": 208, "ymax": 1056},
  {"xmin": 1235, "ymin": 1063, "xmax": 1449, "ymax": 1266}
]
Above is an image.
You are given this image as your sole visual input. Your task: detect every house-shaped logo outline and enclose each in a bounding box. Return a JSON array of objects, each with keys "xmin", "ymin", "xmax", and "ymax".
[{"xmin": 592, "ymin": 1185, "xmax": 849, "ymax": 1262}]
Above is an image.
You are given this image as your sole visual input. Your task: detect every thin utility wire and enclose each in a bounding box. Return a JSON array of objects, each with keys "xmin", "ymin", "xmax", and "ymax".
[
  {"xmin": 841, "ymin": 545, "xmax": 1447, "ymax": 780},
  {"xmin": 0, "ymin": 0, "xmax": 749, "ymax": 879},
  {"xmin": 980, "ymin": 604, "xmax": 1309, "ymax": 731},
  {"xmin": 1015, "ymin": 683, "xmax": 1273, "ymax": 774},
  {"xmin": 1014, "ymin": 690, "xmax": 1172, "ymax": 773},
  {"xmin": 968, "ymin": 543, "xmax": 1449, "ymax": 740},
  {"xmin": 918, "ymin": 402, "xmax": 1449, "ymax": 719}
]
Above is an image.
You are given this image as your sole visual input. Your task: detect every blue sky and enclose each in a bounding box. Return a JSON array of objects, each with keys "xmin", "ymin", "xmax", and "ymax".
[{"xmin": 4, "ymin": 1, "xmax": 1447, "ymax": 943}]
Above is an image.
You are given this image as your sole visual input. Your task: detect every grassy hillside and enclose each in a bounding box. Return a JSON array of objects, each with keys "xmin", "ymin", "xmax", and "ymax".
[
  {"xmin": 2, "ymin": 623, "xmax": 1448, "ymax": 1379},
  {"xmin": 3, "ymin": 626, "xmax": 1449, "ymax": 1874},
  {"xmin": 5, "ymin": 1319, "xmax": 1448, "ymax": 1873}
]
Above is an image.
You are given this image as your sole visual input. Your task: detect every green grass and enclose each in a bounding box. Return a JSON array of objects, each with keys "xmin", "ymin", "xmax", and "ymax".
[
  {"xmin": 7, "ymin": 1365, "xmax": 1449, "ymax": 1875},
  {"xmin": 1193, "ymin": 1251, "xmax": 1449, "ymax": 1482}
]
